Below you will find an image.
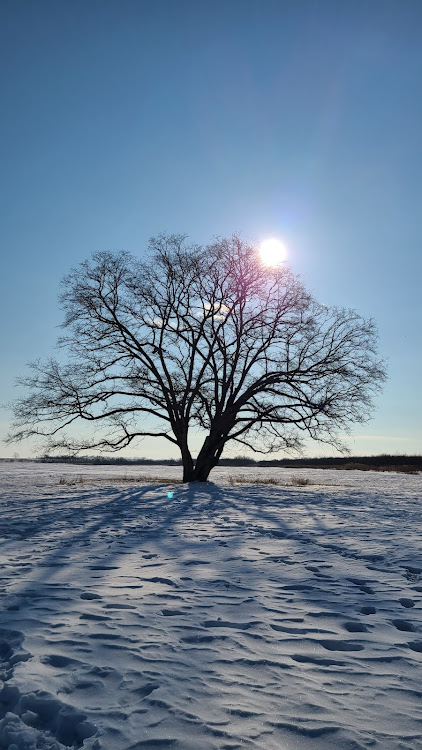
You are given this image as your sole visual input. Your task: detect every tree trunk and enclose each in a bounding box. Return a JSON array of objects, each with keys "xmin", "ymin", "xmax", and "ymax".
[
  {"xmin": 182, "ymin": 461, "xmax": 195, "ymax": 482},
  {"xmin": 179, "ymin": 431, "xmax": 195, "ymax": 483},
  {"xmin": 188, "ymin": 433, "xmax": 225, "ymax": 482},
  {"xmin": 192, "ymin": 457, "xmax": 215, "ymax": 482},
  {"xmin": 181, "ymin": 450, "xmax": 214, "ymax": 482},
  {"xmin": 180, "ymin": 418, "xmax": 233, "ymax": 482}
]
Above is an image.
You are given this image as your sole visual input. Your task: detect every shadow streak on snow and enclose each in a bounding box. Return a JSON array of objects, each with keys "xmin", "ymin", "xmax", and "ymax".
[
  {"xmin": 1, "ymin": 480, "xmax": 395, "ymax": 637},
  {"xmin": 1, "ymin": 479, "xmax": 420, "ymax": 750}
]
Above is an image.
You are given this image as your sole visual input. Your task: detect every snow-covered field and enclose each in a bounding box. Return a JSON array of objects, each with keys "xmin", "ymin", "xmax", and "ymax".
[{"xmin": 1, "ymin": 462, "xmax": 421, "ymax": 750}]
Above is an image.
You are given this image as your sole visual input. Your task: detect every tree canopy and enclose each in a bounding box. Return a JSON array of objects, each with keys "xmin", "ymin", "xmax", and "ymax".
[{"xmin": 8, "ymin": 234, "xmax": 386, "ymax": 481}]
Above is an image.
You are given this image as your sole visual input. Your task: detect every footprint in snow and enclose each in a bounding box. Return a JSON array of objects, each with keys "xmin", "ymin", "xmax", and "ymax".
[
  {"xmin": 404, "ymin": 566, "xmax": 422, "ymax": 581},
  {"xmin": 0, "ymin": 629, "xmax": 25, "ymax": 663},
  {"xmin": 347, "ymin": 578, "xmax": 374, "ymax": 595},
  {"xmin": 360, "ymin": 606, "xmax": 376, "ymax": 615},
  {"xmin": 318, "ymin": 639, "xmax": 365, "ymax": 651},
  {"xmin": 183, "ymin": 559, "xmax": 211, "ymax": 566},
  {"xmin": 391, "ymin": 619, "xmax": 415, "ymax": 632},
  {"xmin": 399, "ymin": 598, "xmax": 415, "ymax": 608},
  {"xmin": 180, "ymin": 634, "xmax": 218, "ymax": 644},
  {"xmin": 40, "ymin": 654, "xmax": 82, "ymax": 668},
  {"xmin": 71, "ymin": 679, "xmax": 103, "ymax": 691},
  {"xmin": 0, "ymin": 632, "xmax": 98, "ymax": 744},
  {"xmin": 79, "ymin": 613, "xmax": 111, "ymax": 621},
  {"xmin": 407, "ymin": 641, "xmax": 422, "ymax": 652},
  {"xmin": 80, "ymin": 592, "xmax": 101, "ymax": 600},
  {"xmin": 342, "ymin": 621, "xmax": 369, "ymax": 633},
  {"xmin": 291, "ymin": 653, "xmax": 348, "ymax": 666},
  {"xmin": 202, "ymin": 619, "xmax": 253, "ymax": 630}
]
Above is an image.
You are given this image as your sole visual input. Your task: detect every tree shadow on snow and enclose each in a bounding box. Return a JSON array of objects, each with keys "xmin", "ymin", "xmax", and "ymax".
[{"xmin": 2, "ymin": 478, "xmax": 420, "ymax": 749}]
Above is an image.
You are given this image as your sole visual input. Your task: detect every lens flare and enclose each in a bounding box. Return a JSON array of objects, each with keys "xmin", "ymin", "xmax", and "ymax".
[{"xmin": 259, "ymin": 238, "xmax": 287, "ymax": 267}]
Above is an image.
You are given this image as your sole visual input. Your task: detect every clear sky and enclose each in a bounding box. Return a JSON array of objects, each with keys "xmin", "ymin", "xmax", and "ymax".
[{"xmin": 1, "ymin": 0, "xmax": 421, "ymax": 459}]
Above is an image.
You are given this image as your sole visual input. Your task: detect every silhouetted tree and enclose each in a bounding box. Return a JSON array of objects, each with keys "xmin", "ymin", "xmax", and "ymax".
[{"xmin": 8, "ymin": 235, "xmax": 386, "ymax": 482}]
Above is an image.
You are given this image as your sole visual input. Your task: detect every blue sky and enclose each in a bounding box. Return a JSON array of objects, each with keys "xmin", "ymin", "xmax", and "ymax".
[{"xmin": 1, "ymin": 0, "xmax": 421, "ymax": 459}]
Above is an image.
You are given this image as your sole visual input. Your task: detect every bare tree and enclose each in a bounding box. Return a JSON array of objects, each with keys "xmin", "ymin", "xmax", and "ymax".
[{"xmin": 7, "ymin": 235, "xmax": 386, "ymax": 482}]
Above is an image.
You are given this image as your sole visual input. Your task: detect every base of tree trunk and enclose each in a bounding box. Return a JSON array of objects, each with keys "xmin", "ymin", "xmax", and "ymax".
[{"xmin": 182, "ymin": 462, "xmax": 214, "ymax": 483}]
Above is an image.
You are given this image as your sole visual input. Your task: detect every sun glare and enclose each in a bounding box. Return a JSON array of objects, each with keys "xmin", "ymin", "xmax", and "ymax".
[{"xmin": 259, "ymin": 238, "xmax": 287, "ymax": 267}]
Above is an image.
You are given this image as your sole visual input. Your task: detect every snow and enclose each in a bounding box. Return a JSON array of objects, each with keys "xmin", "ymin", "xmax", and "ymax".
[{"xmin": 0, "ymin": 461, "xmax": 421, "ymax": 750}]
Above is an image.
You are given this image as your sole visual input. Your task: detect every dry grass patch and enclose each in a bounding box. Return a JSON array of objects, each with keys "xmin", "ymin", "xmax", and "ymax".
[
  {"xmin": 290, "ymin": 476, "xmax": 312, "ymax": 486},
  {"xmin": 59, "ymin": 476, "xmax": 85, "ymax": 486},
  {"xmin": 58, "ymin": 475, "xmax": 178, "ymax": 486},
  {"xmin": 227, "ymin": 475, "xmax": 325, "ymax": 487}
]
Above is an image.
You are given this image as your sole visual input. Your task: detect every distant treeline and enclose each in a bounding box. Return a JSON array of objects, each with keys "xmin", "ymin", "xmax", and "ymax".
[{"xmin": 3, "ymin": 453, "xmax": 419, "ymax": 471}]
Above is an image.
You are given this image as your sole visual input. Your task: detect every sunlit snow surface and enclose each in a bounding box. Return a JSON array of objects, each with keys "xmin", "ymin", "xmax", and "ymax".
[{"xmin": 0, "ymin": 462, "xmax": 421, "ymax": 750}]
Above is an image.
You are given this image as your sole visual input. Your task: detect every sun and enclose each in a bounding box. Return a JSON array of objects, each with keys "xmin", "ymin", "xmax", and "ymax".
[{"xmin": 259, "ymin": 238, "xmax": 287, "ymax": 267}]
